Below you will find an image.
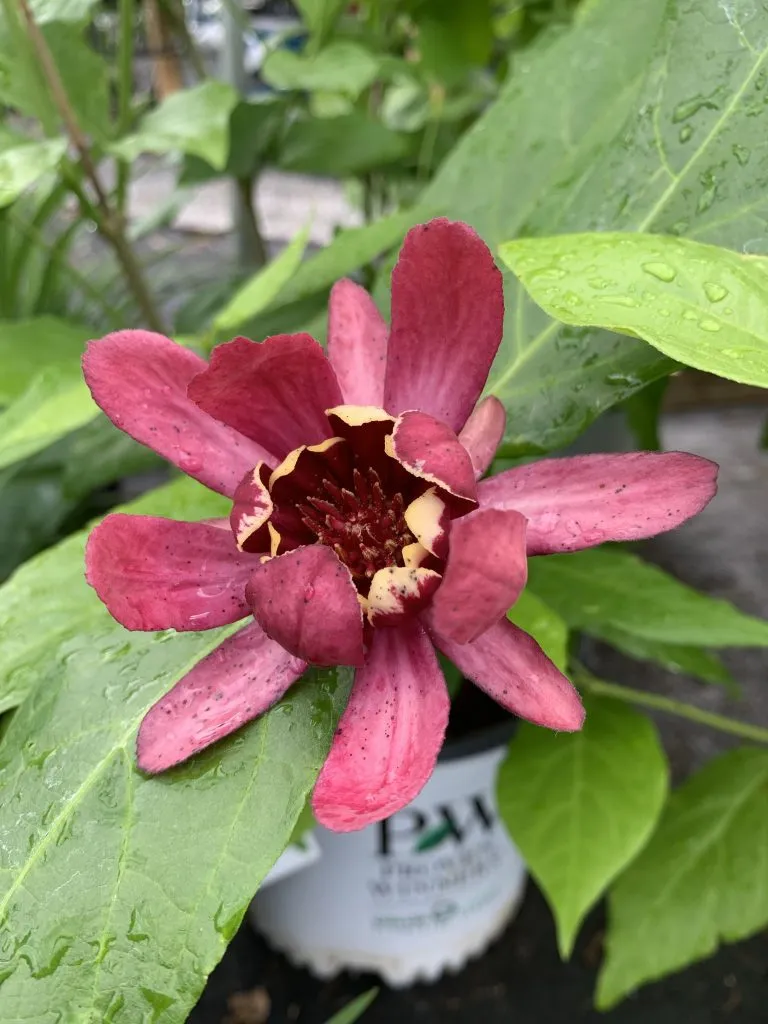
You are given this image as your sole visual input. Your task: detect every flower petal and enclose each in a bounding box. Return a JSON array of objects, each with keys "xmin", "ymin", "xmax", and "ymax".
[
  {"xmin": 245, "ymin": 545, "xmax": 365, "ymax": 666},
  {"xmin": 478, "ymin": 452, "xmax": 719, "ymax": 555},
  {"xmin": 428, "ymin": 616, "xmax": 584, "ymax": 731},
  {"xmin": 403, "ymin": 487, "xmax": 450, "ymax": 559},
  {"xmin": 327, "ymin": 279, "xmax": 389, "ymax": 406},
  {"xmin": 430, "ymin": 509, "xmax": 527, "ymax": 644},
  {"xmin": 188, "ymin": 334, "xmax": 344, "ymax": 460},
  {"xmin": 136, "ymin": 621, "xmax": 306, "ymax": 773},
  {"xmin": 231, "ymin": 463, "xmax": 273, "ymax": 552},
  {"xmin": 367, "ymin": 565, "xmax": 442, "ymax": 627},
  {"xmin": 85, "ymin": 514, "xmax": 253, "ymax": 631},
  {"xmin": 386, "ymin": 410, "xmax": 477, "ymax": 509},
  {"xmin": 383, "ymin": 219, "xmax": 504, "ymax": 432},
  {"xmin": 312, "ymin": 620, "xmax": 449, "ymax": 831},
  {"xmin": 83, "ymin": 330, "xmax": 269, "ymax": 497},
  {"xmin": 459, "ymin": 396, "xmax": 506, "ymax": 479}
]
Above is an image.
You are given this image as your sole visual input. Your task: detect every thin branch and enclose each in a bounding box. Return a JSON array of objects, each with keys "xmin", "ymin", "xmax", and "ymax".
[
  {"xmin": 577, "ymin": 670, "xmax": 768, "ymax": 745},
  {"xmin": 17, "ymin": 0, "xmax": 169, "ymax": 334}
]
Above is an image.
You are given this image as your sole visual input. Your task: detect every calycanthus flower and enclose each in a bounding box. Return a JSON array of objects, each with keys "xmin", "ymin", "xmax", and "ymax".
[{"xmin": 83, "ymin": 219, "xmax": 718, "ymax": 831}]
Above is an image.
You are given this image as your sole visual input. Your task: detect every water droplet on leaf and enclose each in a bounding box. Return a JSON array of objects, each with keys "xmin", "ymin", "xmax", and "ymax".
[
  {"xmin": 704, "ymin": 282, "xmax": 728, "ymax": 302},
  {"xmin": 642, "ymin": 261, "xmax": 677, "ymax": 282}
]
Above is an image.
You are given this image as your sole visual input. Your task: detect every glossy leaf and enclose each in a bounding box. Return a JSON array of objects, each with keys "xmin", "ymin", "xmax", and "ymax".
[
  {"xmin": 263, "ymin": 41, "xmax": 379, "ymax": 98},
  {"xmin": 0, "ymin": 633, "xmax": 351, "ymax": 1021},
  {"xmin": 500, "ymin": 233, "xmax": 768, "ymax": 388},
  {"xmin": 0, "ymin": 316, "xmax": 91, "ymax": 402},
  {"xmin": 212, "ymin": 225, "xmax": 310, "ymax": 333},
  {"xmin": 507, "ymin": 589, "xmax": 568, "ymax": 672},
  {"xmin": 111, "ymin": 82, "xmax": 238, "ymax": 170},
  {"xmin": 597, "ymin": 749, "xmax": 768, "ymax": 1008},
  {"xmin": 528, "ymin": 548, "xmax": 768, "ymax": 647},
  {"xmin": 498, "ymin": 698, "xmax": 668, "ymax": 957},
  {"xmin": 0, "ymin": 138, "xmax": 66, "ymax": 209},
  {"xmin": 0, "ymin": 476, "xmax": 228, "ymax": 713},
  {"xmin": 422, "ymin": 0, "xmax": 768, "ymax": 454}
]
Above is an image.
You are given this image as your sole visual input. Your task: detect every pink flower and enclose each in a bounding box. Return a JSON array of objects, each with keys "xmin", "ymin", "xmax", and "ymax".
[{"xmin": 83, "ymin": 219, "xmax": 718, "ymax": 831}]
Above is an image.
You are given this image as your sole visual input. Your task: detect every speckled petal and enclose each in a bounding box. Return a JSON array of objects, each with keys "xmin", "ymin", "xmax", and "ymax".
[
  {"xmin": 366, "ymin": 565, "xmax": 442, "ymax": 627},
  {"xmin": 459, "ymin": 396, "xmax": 506, "ymax": 479},
  {"xmin": 83, "ymin": 330, "xmax": 270, "ymax": 496},
  {"xmin": 136, "ymin": 621, "xmax": 306, "ymax": 773},
  {"xmin": 386, "ymin": 410, "xmax": 477, "ymax": 510},
  {"xmin": 478, "ymin": 452, "xmax": 719, "ymax": 554},
  {"xmin": 312, "ymin": 620, "xmax": 449, "ymax": 831},
  {"xmin": 327, "ymin": 278, "xmax": 389, "ymax": 405},
  {"xmin": 246, "ymin": 545, "xmax": 365, "ymax": 666},
  {"xmin": 430, "ymin": 509, "xmax": 527, "ymax": 644},
  {"xmin": 86, "ymin": 514, "xmax": 253, "ymax": 631}
]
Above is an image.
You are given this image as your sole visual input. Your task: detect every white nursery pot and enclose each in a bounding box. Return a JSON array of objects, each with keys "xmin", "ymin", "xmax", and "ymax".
[{"xmin": 250, "ymin": 725, "xmax": 526, "ymax": 986}]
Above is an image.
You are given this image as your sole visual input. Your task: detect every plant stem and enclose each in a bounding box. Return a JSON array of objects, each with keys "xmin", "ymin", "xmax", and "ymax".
[
  {"xmin": 578, "ymin": 671, "xmax": 768, "ymax": 745},
  {"xmin": 235, "ymin": 177, "xmax": 268, "ymax": 268},
  {"xmin": 18, "ymin": 0, "xmax": 169, "ymax": 334},
  {"xmin": 115, "ymin": 0, "xmax": 135, "ymax": 214}
]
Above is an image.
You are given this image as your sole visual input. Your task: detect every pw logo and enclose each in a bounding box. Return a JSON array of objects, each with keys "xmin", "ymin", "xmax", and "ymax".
[{"xmin": 377, "ymin": 794, "xmax": 495, "ymax": 855}]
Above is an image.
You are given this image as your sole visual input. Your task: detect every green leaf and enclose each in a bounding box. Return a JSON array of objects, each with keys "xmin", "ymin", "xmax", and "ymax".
[
  {"xmin": 508, "ymin": 589, "xmax": 568, "ymax": 672},
  {"xmin": 597, "ymin": 748, "xmax": 768, "ymax": 1008},
  {"xmin": 325, "ymin": 989, "xmax": 379, "ymax": 1024},
  {"xmin": 295, "ymin": 0, "xmax": 347, "ymax": 44},
  {"xmin": 0, "ymin": 138, "xmax": 66, "ymax": 209},
  {"xmin": 588, "ymin": 623, "xmax": 736, "ymax": 690},
  {"xmin": 212, "ymin": 225, "xmax": 310, "ymax": 334},
  {"xmin": 624, "ymin": 377, "xmax": 669, "ymax": 451},
  {"xmin": 0, "ymin": 476, "xmax": 228, "ymax": 713},
  {"xmin": 0, "ymin": 21, "xmax": 110, "ymax": 140},
  {"xmin": 0, "ymin": 316, "xmax": 91, "ymax": 402},
  {"xmin": 498, "ymin": 698, "xmax": 667, "ymax": 958},
  {"xmin": 500, "ymin": 233, "xmax": 768, "ymax": 389},
  {"xmin": 262, "ymin": 41, "xmax": 380, "ymax": 98},
  {"xmin": 277, "ymin": 113, "xmax": 411, "ymax": 178},
  {"xmin": 0, "ymin": 632, "xmax": 351, "ymax": 1021},
  {"xmin": 180, "ymin": 98, "xmax": 287, "ymax": 184},
  {"xmin": 528, "ymin": 548, "xmax": 768, "ymax": 647},
  {"xmin": 416, "ymin": 0, "xmax": 494, "ymax": 84},
  {"xmin": 0, "ymin": 370, "xmax": 98, "ymax": 471},
  {"xmin": 421, "ymin": 0, "xmax": 768, "ymax": 454},
  {"xmin": 111, "ymin": 82, "xmax": 238, "ymax": 170}
]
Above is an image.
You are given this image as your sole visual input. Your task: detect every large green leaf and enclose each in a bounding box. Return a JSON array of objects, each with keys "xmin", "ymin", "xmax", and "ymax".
[
  {"xmin": 0, "ymin": 635, "xmax": 351, "ymax": 1021},
  {"xmin": 212, "ymin": 225, "xmax": 310, "ymax": 334},
  {"xmin": 325, "ymin": 989, "xmax": 379, "ymax": 1024},
  {"xmin": 262, "ymin": 41, "xmax": 379, "ymax": 98},
  {"xmin": 0, "ymin": 138, "xmax": 66, "ymax": 209},
  {"xmin": 597, "ymin": 748, "xmax": 768, "ymax": 1008},
  {"xmin": 0, "ymin": 316, "xmax": 91, "ymax": 402},
  {"xmin": 111, "ymin": 82, "xmax": 239, "ymax": 170},
  {"xmin": 0, "ymin": 476, "xmax": 227, "ymax": 714},
  {"xmin": 528, "ymin": 548, "xmax": 768, "ymax": 647},
  {"xmin": 0, "ymin": 370, "xmax": 98, "ymax": 472},
  {"xmin": 294, "ymin": 0, "xmax": 346, "ymax": 44},
  {"xmin": 421, "ymin": 0, "xmax": 768, "ymax": 454},
  {"xmin": 500, "ymin": 233, "xmax": 768, "ymax": 388},
  {"xmin": 498, "ymin": 698, "xmax": 667, "ymax": 958}
]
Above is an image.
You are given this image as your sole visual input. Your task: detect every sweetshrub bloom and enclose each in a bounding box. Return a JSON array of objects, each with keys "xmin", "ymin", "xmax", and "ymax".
[{"xmin": 83, "ymin": 219, "xmax": 718, "ymax": 831}]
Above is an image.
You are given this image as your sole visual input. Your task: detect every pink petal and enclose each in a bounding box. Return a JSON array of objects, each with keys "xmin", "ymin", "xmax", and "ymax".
[
  {"xmin": 86, "ymin": 514, "xmax": 254, "ymax": 631},
  {"xmin": 430, "ymin": 509, "xmax": 527, "ymax": 644},
  {"xmin": 459, "ymin": 396, "xmax": 506, "ymax": 479},
  {"xmin": 230, "ymin": 464, "xmax": 272, "ymax": 552},
  {"xmin": 327, "ymin": 279, "xmax": 389, "ymax": 406},
  {"xmin": 386, "ymin": 410, "xmax": 477, "ymax": 509},
  {"xmin": 428, "ymin": 615, "xmax": 584, "ymax": 731},
  {"xmin": 137, "ymin": 621, "xmax": 306, "ymax": 773},
  {"xmin": 312, "ymin": 620, "xmax": 449, "ymax": 831},
  {"xmin": 383, "ymin": 219, "xmax": 504, "ymax": 432},
  {"xmin": 366, "ymin": 565, "xmax": 442, "ymax": 627},
  {"xmin": 83, "ymin": 331, "xmax": 270, "ymax": 497},
  {"xmin": 188, "ymin": 334, "xmax": 344, "ymax": 460},
  {"xmin": 245, "ymin": 545, "xmax": 365, "ymax": 666},
  {"xmin": 478, "ymin": 452, "xmax": 719, "ymax": 555}
]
